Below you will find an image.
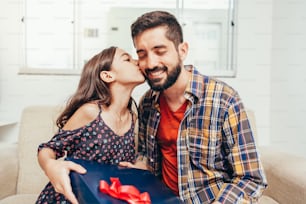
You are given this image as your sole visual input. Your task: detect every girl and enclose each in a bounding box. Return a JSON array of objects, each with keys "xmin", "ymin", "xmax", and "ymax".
[{"xmin": 36, "ymin": 46, "xmax": 145, "ymax": 204}]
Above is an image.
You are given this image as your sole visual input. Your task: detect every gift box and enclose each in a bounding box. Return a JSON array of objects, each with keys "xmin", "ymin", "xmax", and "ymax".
[{"xmin": 68, "ymin": 158, "xmax": 182, "ymax": 204}]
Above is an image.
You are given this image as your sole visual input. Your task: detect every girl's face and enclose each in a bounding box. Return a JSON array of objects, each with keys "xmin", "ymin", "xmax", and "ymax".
[{"xmin": 110, "ymin": 48, "xmax": 145, "ymax": 86}]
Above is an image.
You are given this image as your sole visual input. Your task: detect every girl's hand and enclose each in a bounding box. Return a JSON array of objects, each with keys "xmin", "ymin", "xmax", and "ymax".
[{"xmin": 44, "ymin": 159, "xmax": 86, "ymax": 204}]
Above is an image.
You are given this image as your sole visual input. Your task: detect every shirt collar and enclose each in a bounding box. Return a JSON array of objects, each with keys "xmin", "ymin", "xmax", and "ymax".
[{"xmin": 184, "ymin": 65, "xmax": 204, "ymax": 104}]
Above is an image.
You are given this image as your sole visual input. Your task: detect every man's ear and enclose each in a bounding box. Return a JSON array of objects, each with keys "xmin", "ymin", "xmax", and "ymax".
[
  {"xmin": 100, "ymin": 71, "xmax": 115, "ymax": 83},
  {"xmin": 178, "ymin": 42, "xmax": 188, "ymax": 61}
]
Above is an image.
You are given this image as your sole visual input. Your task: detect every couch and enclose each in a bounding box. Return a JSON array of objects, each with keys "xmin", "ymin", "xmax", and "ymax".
[
  {"xmin": 0, "ymin": 105, "xmax": 305, "ymax": 203},
  {"xmin": 0, "ymin": 105, "xmax": 62, "ymax": 204}
]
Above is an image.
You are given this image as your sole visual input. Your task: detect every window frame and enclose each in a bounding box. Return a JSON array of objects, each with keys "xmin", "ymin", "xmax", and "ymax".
[{"xmin": 20, "ymin": 0, "xmax": 237, "ymax": 77}]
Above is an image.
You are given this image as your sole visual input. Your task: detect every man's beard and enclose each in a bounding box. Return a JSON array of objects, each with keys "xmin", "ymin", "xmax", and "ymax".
[{"xmin": 145, "ymin": 63, "xmax": 182, "ymax": 91}]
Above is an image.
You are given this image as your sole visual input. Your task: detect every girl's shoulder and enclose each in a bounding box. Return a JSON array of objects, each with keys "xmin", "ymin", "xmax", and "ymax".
[
  {"xmin": 62, "ymin": 102, "xmax": 100, "ymax": 131},
  {"xmin": 79, "ymin": 102, "xmax": 101, "ymax": 116}
]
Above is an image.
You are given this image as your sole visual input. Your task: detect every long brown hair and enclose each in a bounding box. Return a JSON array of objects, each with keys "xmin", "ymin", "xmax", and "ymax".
[{"xmin": 56, "ymin": 46, "xmax": 117, "ymax": 128}]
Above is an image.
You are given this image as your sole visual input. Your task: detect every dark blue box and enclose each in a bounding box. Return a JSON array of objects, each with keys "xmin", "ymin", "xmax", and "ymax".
[{"xmin": 68, "ymin": 158, "xmax": 182, "ymax": 204}]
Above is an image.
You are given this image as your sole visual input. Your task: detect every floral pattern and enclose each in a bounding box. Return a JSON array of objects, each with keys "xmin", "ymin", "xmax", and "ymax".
[{"xmin": 36, "ymin": 109, "xmax": 136, "ymax": 204}]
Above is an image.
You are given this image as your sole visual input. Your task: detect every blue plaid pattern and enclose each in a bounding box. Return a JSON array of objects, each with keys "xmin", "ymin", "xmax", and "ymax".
[{"xmin": 137, "ymin": 66, "xmax": 267, "ymax": 204}]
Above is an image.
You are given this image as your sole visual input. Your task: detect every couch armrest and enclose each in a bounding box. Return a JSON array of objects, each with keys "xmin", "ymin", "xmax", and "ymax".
[
  {"xmin": 259, "ymin": 147, "xmax": 306, "ymax": 204},
  {"xmin": 0, "ymin": 143, "xmax": 18, "ymax": 200}
]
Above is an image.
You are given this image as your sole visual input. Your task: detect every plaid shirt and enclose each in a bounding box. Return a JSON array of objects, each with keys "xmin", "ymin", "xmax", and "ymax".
[{"xmin": 137, "ymin": 66, "xmax": 267, "ymax": 204}]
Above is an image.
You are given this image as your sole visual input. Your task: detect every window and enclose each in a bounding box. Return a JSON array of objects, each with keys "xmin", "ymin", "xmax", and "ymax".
[
  {"xmin": 21, "ymin": 0, "xmax": 76, "ymax": 75},
  {"xmin": 20, "ymin": 0, "xmax": 237, "ymax": 77}
]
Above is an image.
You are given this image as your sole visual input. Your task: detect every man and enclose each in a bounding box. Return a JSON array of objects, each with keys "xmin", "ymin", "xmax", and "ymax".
[{"xmin": 130, "ymin": 10, "xmax": 267, "ymax": 204}]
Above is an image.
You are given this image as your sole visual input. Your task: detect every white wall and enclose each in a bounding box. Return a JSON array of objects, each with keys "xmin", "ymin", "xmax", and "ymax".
[
  {"xmin": 223, "ymin": 0, "xmax": 272, "ymax": 147},
  {"xmin": 3, "ymin": 0, "xmax": 302, "ymax": 157},
  {"xmin": 271, "ymin": 0, "xmax": 306, "ymax": 156},
  {"xmin": 0, "ymin": 1, "xmax": 80, "ymax": 142}
]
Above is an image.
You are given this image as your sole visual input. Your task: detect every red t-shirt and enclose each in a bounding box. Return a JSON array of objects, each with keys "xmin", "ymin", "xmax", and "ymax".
[{"xmin": 157, "ymin": 95, "xmax": 187, "ymax": 195}]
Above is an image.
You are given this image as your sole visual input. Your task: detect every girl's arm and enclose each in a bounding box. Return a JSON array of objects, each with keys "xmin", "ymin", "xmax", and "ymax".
[{"xmin": 38, "ymin": 147, "xmax": 86, "ymax": 204}]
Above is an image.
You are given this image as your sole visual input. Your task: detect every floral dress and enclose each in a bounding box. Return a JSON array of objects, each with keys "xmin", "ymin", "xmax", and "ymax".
[{"xmin": 36, "ymin": 106, "xmax": 136, "ymax": 204}]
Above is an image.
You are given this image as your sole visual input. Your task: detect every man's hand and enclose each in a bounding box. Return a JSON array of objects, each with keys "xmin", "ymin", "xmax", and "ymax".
[{"xmin": 44, "ymin": 159, "xmax": 86, "ymax": 204}]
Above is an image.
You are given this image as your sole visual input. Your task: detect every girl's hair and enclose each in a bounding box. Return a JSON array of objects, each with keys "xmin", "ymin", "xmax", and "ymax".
[
  {"xmin": 131, "ymin": 10, "xmax": 183, "ymax": 48},
  {"xmin": 56, "ymin": 46, "xmax": 117, "ymax": 128}
]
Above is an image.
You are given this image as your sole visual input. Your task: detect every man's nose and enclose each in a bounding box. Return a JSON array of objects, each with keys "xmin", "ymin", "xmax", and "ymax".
[{"xmin": 146, "ymin": 54, "xmax": 159, "ymax": 69}]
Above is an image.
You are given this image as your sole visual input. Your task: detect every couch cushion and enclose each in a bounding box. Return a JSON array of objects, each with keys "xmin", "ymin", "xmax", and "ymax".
[
  {"xmin": 260, "ymin": 147, "xmax": 306, "ymax": 204},
  {"xmin": 0, "ymin": 143, "xmax": 18, "ymax": 199},
  {"xmin": 258, "ymin": 195, "xmax": 279, "ymax": 204},
  {"xmin": 17, "ymin": 105, "xmax": 62, "ymax": 194},
  {"xmin": 0, "ymin": 194, "xmax": 38, "ymax": 204}
]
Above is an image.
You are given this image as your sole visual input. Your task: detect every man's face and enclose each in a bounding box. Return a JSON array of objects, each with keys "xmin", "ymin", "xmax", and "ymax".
[{"xmin": 133, "ymin": 26, "xmax": 183, "ymax": 91}]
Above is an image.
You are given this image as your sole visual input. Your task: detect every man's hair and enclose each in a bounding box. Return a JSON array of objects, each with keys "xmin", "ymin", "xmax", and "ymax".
[{"xmin": 131, "ymin": 10, "xmax": 183, "ymax": 48}]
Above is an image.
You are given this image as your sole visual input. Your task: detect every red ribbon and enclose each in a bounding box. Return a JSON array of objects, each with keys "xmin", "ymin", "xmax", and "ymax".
[{"xmin": 99, "ymin": 177, "xmax": 151, "ymax": 204}]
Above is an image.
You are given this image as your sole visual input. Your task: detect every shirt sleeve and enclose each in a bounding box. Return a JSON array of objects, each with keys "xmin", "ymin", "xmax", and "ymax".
[
  {"xmin": 215, "ymin": 103, "xmax": 268, "ymax": 203},
  {"xmin": 38, "ymin": 128, "xmax": 83, "ymax": 159},
  {"xmin": 136, "ymin": 95, "xmax": 145, "ymax": 157}
]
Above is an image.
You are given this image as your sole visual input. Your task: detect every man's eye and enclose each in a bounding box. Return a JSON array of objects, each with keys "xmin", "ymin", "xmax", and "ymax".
[
  {"xmin": 124, "ymin": 58, "xmax": 130, "ymax": 61},
  {"xmin": 137, "ymin": 52, "xmax": 146, "ymax": 59},
  {"xmin": 156, "ymin": 50, "xmax": 166, "ymax": 56}
]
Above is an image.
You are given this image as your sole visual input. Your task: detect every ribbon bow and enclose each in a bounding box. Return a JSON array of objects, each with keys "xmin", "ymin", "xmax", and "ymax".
[{"xmin": 99, "ymin": 177, "xmax": 151, "ymax": 204}]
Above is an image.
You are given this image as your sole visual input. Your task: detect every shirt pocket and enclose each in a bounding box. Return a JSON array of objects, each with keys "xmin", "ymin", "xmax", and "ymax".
[{"xmin": 186, "ymin": 122, "xmax": 222, "ymax": 168}]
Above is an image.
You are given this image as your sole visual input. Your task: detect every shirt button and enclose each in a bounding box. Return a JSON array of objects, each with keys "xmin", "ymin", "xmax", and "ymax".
[
  {"xmin": 156, "ymin": 112, "xmax": 160, "ymax": 116},
  {"xmin": 150, "ymin": 158, "xmax": 154, "ymax": 162},
  {"xmin": 150, "ymin": 135, "xmax": 154, "ymax": 139}
]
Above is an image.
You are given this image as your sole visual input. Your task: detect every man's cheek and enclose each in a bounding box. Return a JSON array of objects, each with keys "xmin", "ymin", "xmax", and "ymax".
[{"xmin": 139, "ymin": 64, "xmax": 147, "ymax": 73}]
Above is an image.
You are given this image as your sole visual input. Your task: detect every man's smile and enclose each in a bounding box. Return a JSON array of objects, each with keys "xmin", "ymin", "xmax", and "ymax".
[{"xmin": 145, "ymin": 66, "xmax": 167, "ymax": 80}]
